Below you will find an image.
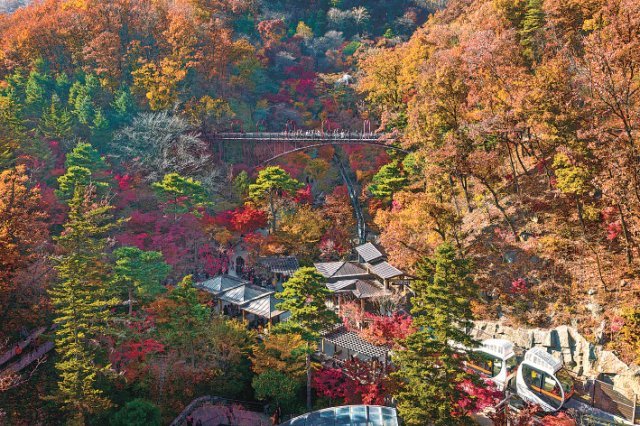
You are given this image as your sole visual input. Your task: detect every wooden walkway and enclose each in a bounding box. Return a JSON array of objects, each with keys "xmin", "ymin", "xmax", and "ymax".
[
  {"xmin": 0, "ymin": 326, "xmax": 46, "ymax": 367},
  {"xmin": 0, "ymin": 327, "xmax": 55, "ymax": 379}
]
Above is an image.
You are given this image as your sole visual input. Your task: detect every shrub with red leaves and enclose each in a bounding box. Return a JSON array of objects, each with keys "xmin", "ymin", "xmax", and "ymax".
[{"xmin": 230, "ymin": 205, "xmax": 268, "ymax": 233}]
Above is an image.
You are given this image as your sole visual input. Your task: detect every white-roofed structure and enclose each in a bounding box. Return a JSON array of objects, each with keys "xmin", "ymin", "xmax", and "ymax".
[
  {"xmin": 257, "ymin": 256, "xmax": 299, "ymax": 277},
  {"xmin": 242, "ymin": 294, "xmax": 288, "ymax": 320},
  {"xmin": 218, "ymin": 283, "xmax": 270, "ymax": 305},
  {"xmin": 195, "ymin": 274, "xmax": 246, "ymax": 296},
  {"xmin": 196, "ymin": 275, "xmax": 289, "ymax": 330},
  {"xmin": 314, "ymin": 261, "xmax": 369, "ymax": 279},
  {"xmin": 366, "ymin": 261, "xmax": 403, "ymax": 280},
  {"xmin": 523, "ymin": 346, "xmax": 563, "ymax": 375},
  {"xmin": 353, "ymin": 280, "xmax": 392, "ymax": 299},
  {"xmin": 326, "ymin": 279, "xmax": 359, "ymax": 292},
  {"xmin": 321, "ymin": 326, "xmax": 389, "ymax": 361},
  {"xmin": 355, "ymin": 242, "xmax": 384, "ymax": 263},
  {"xmin": 481, "ymin": 338, "xmax": 516, "ymax": 360},
  {"xmin": 314, "ymin": 242, "xmax": 408, "ymax": 314}
]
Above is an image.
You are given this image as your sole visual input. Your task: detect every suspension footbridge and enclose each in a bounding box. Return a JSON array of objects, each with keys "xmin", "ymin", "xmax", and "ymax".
[{"xmin": 210, "ymin": 130, "xmax": 406, "ymax": 166}]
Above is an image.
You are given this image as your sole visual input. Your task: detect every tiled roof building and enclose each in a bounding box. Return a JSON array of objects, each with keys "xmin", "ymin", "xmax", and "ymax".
[{"xmin": 314, "ymin": 242, "xmax": 407, "ymax": 308}]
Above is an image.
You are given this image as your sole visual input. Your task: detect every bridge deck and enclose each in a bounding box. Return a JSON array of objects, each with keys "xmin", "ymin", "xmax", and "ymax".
[{"xmin": 212, "ymin": 132, "xmax": 391, "ymax": 142}]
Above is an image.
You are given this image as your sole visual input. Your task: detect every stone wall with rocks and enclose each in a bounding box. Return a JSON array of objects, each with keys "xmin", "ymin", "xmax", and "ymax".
[{"xmin": 472, "ymin": 320, "xmax": 640, "ymax": 400}]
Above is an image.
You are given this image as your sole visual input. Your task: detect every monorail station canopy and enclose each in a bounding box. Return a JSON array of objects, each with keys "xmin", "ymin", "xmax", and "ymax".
[{"xmin": 279, "ymin": 405, "xmax": 399, "ymax": 426}]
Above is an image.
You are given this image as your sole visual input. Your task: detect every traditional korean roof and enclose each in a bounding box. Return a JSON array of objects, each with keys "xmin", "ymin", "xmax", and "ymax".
[
  {"xmin": 326, "ymin": 279, "xmax": 358, "ymax": 292},
  {"xmin": 242, "ymin": 294, "xmax": 286, "ymax": 319},
  {"xmin": 196, "ymin": 275, "xmax": 247, "ymax": 295},
  {"xmin": 322, "ymin": 326, "xmax": 388, "ymax": 359},
  {"xmin": 353, "ymin": 280, "xmax": 391, "ymax": 299},
  {"xmin": 218, "ymin": 284, "xmax": 273, "ymax": 305},
  {"xmin": 355, "ymin": 242, "xmax": 385, "ymax": 263},
  {"xmin": 258, "ymin": 256, "xmax": 299, "ymax": 276},
  {"xmin": 314, "ymin": 261, "xmax": 368, "ymax": 279},
  {"xmin": 366, "ymin": 261, "xmax": 403, "ymax": 279}
]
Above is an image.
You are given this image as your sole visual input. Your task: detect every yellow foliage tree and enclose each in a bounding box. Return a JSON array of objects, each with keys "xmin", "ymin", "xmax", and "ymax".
[
  {"xmin": 250, "ymin": 333, "xmax": 307, "ymax": 380},
  {"xmin": 132, "ymin": 58, "xmax": 187, "ymax": 110}
]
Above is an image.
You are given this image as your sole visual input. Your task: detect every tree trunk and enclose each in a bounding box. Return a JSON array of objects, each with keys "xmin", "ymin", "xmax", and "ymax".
[
  {"xmin": 269, "ymin": 191, "xmax": 276, "ymax": 234},
  {"xmin": 585, "ymin": 241, "xmax": 608, "ymax": 292},
  {"xmin": 576, "ymin": 196, "xmax": 586, "ymax": 235},
  {"xmin": 448, "ymin": 175, "xmax": 462, "ymax": 216},
  {"xmin": 190, "ymin": 337, "xmax": 196, "ymax": 369},
  {"xmin": 306, "ymin": 345, "xmax": 312, "ymax": 411},
  {"xmin": 506, "ymin": 141, "xmax": 520, "ymax": 194},
  {"xmin": 532, "ymin": 138, "xmax": 554, "ymax": 189},
  {"xmin": 576, "ymin": 196, "xmax": 608, "ymax": 290},
  {"xmin": 515, "ymin": 143, "xmax": 529, "ymax": 174},
  {"xmin": 128, "ymin": 286, "xmax": 133, "ymax": 316},
  {"xmin": 459, "ymin": 175, "xmax": 473, "ymax": 212},
  {"xmin": 482, "ymin": 179, "xmax": 519, "ymax": 241},
  {"xmin": 622, "ymin": 126, "xmax": 640, "ymax": 205},
  {"xmin": 617, "ymin": 203, "xmax": 633, "ymax": 264}
]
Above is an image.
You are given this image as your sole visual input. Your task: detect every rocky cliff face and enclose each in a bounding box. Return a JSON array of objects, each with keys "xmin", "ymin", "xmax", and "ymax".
[
  {"xmin": 472, "ymin": 321, "xmax": 640, "ymax": 399},
  {"xmin": 0, "ymin": 0, "xmax": 31, "ymax": 14}
]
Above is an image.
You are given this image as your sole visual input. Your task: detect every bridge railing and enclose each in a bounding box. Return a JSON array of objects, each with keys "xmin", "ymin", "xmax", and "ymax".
[{"xmin": 213, "ymin": 131, "xmax": 387, "ymax": 141}]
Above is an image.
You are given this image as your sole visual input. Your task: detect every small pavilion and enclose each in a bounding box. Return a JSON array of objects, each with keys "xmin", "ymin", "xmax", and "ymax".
[
  {"xmin": 196, "ymin": 275, "xmax": 289, "ymax": 330},
  {"xmin": 320, "ymin": 326, "xmax": 389, "ymax": 363},
  {"xmin": 314, "ymin": 242, "xmax": 408, "ymax": 312}
]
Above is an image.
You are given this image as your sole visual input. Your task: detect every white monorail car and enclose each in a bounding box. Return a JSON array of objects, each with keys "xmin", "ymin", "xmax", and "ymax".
[
  {"xmin": 515, "ymin": 347, "xmax": 575, "ymax": 412},
  {"xmin": 467, "ymin": 339, "xmax": 519, "ymax": 391}
]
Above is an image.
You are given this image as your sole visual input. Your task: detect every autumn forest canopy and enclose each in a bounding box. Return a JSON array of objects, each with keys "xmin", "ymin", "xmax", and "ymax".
[{"xmin": 1, "ymin": 0, "xmax": 640, "ymax": 424}]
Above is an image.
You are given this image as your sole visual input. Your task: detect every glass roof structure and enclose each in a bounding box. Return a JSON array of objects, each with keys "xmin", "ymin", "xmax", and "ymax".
[{"xmin": 279, "ymin": 405, "xmax": 398, "ymax": 426}]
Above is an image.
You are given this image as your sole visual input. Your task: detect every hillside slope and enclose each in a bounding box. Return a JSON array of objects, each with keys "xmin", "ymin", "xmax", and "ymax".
[{"xmin": 358, "ymin": 0, "xmax": 640, "ymax": 364}]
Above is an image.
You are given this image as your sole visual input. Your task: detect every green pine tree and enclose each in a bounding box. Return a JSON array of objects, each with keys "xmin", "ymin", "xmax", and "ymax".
[
  {"xmin": 55, "ymin": 73, "xmax": 72, "ymax": 101},
  {"xmin": 110, "ymin": 399, "xmax": 161, "ymax": 426},
  {"xmin": 0, "ymin": 93, "xmax": 25, "ymax": 169},
  {"xmin": 89, "ymin": 108, "xmax": 110, "ymax": 146},
  {"xmin": 248, "ymin": 166, "xmax": 302, "ymax": 233},
  {"xmin": 275, "ymin": 267, "xmax": 338, "ymax": 410},
  {"xmin": 156, "ymin": 275, "xmax": 210, "ymax": 368},
  {"xmin": 24, "ymin": 67, "xmax": 50, "ymax": 116},
  {"xmin": 56, "ymin": 141, "xmax": 110, "ymax": 201},
  {"xmin": 112, "ymin": 246, "xmax": 170, "ymax": 316},
  {"xmin": 64, "ymin": 141, "xmax": 107, "ymax": 171},
  {"xmin": 392, "ymin": 243, "xmax": 478, "ymax": 425},
  {"xmin": 49, "ymin": 185, "xmax": 118, "ymax": 422},
  {"xmin": 38, "ymin": 94, "xmax": 73, "ymax": 140},
  {"xmin": 152, "ymin": 172, "xmax": 210, "ymax": 219},
  {"xmin": 111, "ymin": 88, "xmax": 136, "ymax": 125},
  {"xmin": 232, "ymin": 170, "xmax": 250, "ymax": 201},
  {"xmin": 56, "ymin": 166, "xmax": 93, "ymax": 200},
  {"xmin": 368, "ymin": 160, "xmax": 407, "ymax": 200},
  {"xmin": 69, "ymin": 75, "xmax": 100, "ymax": 126},
  {"xmin": 519, "ymin": 0, "xmax": 545, "ymax": 64}
]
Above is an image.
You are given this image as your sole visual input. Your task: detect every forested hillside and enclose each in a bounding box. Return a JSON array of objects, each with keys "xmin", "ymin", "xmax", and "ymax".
[
  {"xmin": 0, "ymin": 0, "xmax": 442, "ymax": 423},
  {"xmin": 1, "ymin": 0, "xmax": 639, "ymax": 424},
  {"xmin": 359, "ymin": 0, "xmax": 640, "ymax": 357}
]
